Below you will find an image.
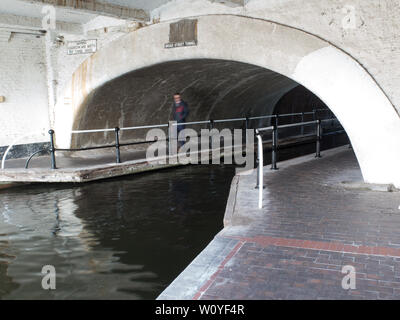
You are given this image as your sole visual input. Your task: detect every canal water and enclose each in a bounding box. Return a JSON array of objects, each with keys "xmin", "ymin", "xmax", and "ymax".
[{"xmin": 0, "ymin": 133, "xmax": 347, "ymax": 299}]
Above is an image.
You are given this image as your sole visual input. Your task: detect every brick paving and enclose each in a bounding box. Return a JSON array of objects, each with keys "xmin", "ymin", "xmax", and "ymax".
[{"xmin": 159, "ymin": 146, "xmax": 400, "ymax": 300}]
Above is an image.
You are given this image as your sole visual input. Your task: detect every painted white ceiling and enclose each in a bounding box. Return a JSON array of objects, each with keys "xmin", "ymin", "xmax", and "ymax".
[
  {"xmin": 0, "ymin": 0, "xmax": 98, "ymax": 24},
  {"xmin": 0, "ymin": 0, "xmax": 172, "ymax": 24},
  {"xmin": 98, "ymin": 0, "xmax": 171, "ymax": 11}
]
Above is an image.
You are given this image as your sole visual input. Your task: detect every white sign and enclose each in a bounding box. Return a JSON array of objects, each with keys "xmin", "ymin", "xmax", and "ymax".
[
  {"xmin": 164, "ymin": 40, "xmax": 197, "ymax": 49},
  {"xmin": 67, "ymin": 39, "xmax": 97, "ymax": 55}
]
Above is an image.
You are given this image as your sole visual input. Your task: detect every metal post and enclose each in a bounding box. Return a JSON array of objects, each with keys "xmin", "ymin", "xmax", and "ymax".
[
  {"xmin": 315, "ymin": 120, "xmax": 322, "ymax": 158},
  {"xmin": 115, "ymin": 127, "xmax": 121, "ymax": 163},
  {"xmin": 271, "ymin": 124, "xmax": 278, "ymax": 170},
  {"xmin": 166, "ymin": 122, "xmax": 170, "ymax": 155},
  {"xmin": 209, "ymin": 120, "xmax": 214, "ymax": 148},
  {"xmin": 301, "ymin": 112, "xmax": 304, "ymax": 136},
  {"xmin": 245, "ymin": 117, "xmax": 249, "ymax": 145},
  {"xmin": 313, "ymin": 109, "xmax": 317, "ymax": 121},
  {"xmin": 48, "ymin": 129, "xmax": 57, "ymax": 169},
  {"xmin": 255, "ymin": 130, "xmax": 263, "ymax": 209}
]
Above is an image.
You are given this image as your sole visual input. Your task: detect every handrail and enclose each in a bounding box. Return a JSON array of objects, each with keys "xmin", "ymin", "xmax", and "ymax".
[
  {"xmin": 25, "ymin": 148, "xmax": 49, "ymax": 169},
  {"xmin": 248, "ymin": 115, "xmax": 275, "ymax": 120},
  {"xmin": 256, "ymin": 126, "xmax": 274, "ymax": 132},
  {"xmin": 71, "ymin": 128, "xmax": 115, "ymax": 134},
  {"xmin": 3, "ymin": 109, "xmax": 342, "ymax": 170},
  {"xmin": 172, "ymin": 120, "xmax": 211, "ymax": 126},
  {"xmin": 71, "ymin": 124, "xmax": 170, "ymax": 134},
  {"xmin": 69, "ymin": 110, "xmax": 331, "ymax": 135},
  {"xmin": 278, "ymin": 112, "xmax": 304, "ymax": 117},
  {"xmin": 1, "ymin": 132, "xmax": 47, "ymax": 169},
  {"xmin": 278, "ymin": 120, "xmax": 318, "ymax": 129},
  {"xmin": 214, "ymin": 117, "xmax": 246, "ymax": 123},
  {"xmin": 120, "ymin": 124, "xmax": 169, "ymax": 131}
]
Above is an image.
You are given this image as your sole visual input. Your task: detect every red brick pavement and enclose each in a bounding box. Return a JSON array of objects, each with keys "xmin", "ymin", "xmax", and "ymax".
[{"xmin": 193, "ymin": 148, "xmax": 400, "ymax": 300}]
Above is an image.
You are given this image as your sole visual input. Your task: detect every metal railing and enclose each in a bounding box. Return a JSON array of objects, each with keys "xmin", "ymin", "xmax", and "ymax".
[
  {"xmin": 19, "ymin": 108, "xmax": 342, "ymax": 170},
  {"xmin": 254, "ymin": 117, "xmax": 342, "ymax": 209}
]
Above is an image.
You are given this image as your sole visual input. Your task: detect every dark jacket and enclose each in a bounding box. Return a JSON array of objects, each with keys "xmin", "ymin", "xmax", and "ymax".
[{"xmin": 173, "ymin": 100, "xmax": 189, "ymax": 123}]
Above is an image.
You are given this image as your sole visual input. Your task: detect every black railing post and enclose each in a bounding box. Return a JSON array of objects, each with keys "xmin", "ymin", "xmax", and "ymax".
[
  {"xmin": 209, "ymin": 120, "xmax": 214, "ymax": 148},
  {"xmin": 271, "ymin": 124, "xmax": 278, "ymax": 170},
  {"xmin": 245, "ymin": 117, "xmax": 249, "ymax": 145},
  {"xmin": 115, "ymin": 127, "xmax": 121, "ymax": 163},
  {"xmin": 209, "ymin": 119, "xmax": 214, "ymax": 130},
  {"xmin": 301, "ymin": 112, "xmax": 305, "ymax": 136},
  {"xmin": 48, "ymin": 129, "xmax": 57, "ymax": 169},
  {"xmin": 167, "ymin": 122, "xmax": 170, "ymax": 155},
  {"xmin": 315, "ymin": 119, "xmax": 322, "ymax": 158}
]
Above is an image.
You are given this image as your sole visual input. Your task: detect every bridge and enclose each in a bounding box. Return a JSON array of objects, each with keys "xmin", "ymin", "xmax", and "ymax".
[
  {"xmin": 0, "ymin": 1, "xmax": 399, "ymax": 187},
  {"xmin": 1, "ymin": 0, "xmax": 400, "ymax": 301}
]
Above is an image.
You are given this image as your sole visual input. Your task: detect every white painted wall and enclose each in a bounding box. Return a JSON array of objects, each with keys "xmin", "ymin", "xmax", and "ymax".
[
  {"xmin": 292, "ymin": 47, "xmax": 400, "ymax": 186},
  {"xmin": 0, "ymin": 12, "xmax": 136, "ymax": 148},
  {"xmin": 47, "ymin": 18, "xmax": 141, "ymax": 128},
  {"xmin": 0, "ymin": 33, "xmax": 49, "ymax": 146},
  {"xmin": 151, "ymin": 0, "xmax": 400, "ymax": 115}
]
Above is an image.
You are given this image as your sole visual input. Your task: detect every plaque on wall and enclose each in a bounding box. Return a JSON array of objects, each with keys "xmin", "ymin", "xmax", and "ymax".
[
  {"xmin": 67, "ymin": 39, "xmax": 97, "ymax": 55},
  {"xmin": 164, "ymin": 19, "xmax": 198, "ymax": 49}
]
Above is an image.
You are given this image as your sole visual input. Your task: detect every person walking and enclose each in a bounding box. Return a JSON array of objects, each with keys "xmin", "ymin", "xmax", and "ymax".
[{"xmin": 172, "ymin": 92, "xmax": 189, "ymax": 147}]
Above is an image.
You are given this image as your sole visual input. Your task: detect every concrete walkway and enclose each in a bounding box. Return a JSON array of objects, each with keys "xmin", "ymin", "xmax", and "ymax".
[{"xmin": 158, "ymin": 146, "xmax": 400, "ymax": 300}]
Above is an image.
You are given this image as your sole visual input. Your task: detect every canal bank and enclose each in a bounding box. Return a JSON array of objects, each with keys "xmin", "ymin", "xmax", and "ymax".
[
  {"xmin": 0, "ymin": 134, "xmax": 320, "ymax": 184},
  {"xmin": 158, "ymin": 145, "xmax": 400, "ymax": 300}
]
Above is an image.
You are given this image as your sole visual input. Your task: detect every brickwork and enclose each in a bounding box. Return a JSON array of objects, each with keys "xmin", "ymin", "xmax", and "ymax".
[{"xmin": 159, "ymin": 147, "xmax": 400, "ymax": 300}]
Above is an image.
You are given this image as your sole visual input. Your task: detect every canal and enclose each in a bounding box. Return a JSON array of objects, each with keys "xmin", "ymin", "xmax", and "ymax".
[{"xmin": 0, "ymin": 133, "xmax": 347, "ymax": 299}]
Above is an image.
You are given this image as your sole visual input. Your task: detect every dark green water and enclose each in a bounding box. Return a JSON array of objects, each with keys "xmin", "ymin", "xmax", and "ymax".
[
  {"xmin": 0, "ymin": 164, "xmax": 236, "ymax": 299},
  {"xmin": 0, "ymin": 132, "xmax": 347, "ymax": 300}
]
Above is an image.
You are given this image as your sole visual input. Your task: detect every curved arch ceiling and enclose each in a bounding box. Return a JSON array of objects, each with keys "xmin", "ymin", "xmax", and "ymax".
[{"xmin": 73, "ymin": 59, "xmax": 299, "ymax": 147}]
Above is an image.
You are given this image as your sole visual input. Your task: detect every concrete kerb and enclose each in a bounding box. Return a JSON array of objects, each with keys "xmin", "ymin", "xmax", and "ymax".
[
  {"xmin": 157, "ymin": 236, "xmax": 240, "ymax": 300},
  {"xmin": 0, "ymin": 144, "xmax": 245, "ymax": 183}
]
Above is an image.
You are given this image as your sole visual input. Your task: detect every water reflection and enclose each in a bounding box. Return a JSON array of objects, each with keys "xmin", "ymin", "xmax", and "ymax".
[{"xmin": 0, "ymin": 165, "xmax": 235, "ymax": 299}]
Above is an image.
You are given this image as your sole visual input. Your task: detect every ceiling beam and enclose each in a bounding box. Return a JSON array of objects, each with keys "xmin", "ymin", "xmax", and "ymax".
[
  {"xmin": 0, "ymin": 12, "xmax": 83, "ymax": 34},
  {"xmin": 20, "ymin": 0, "xmax": 149, "ymax": 22},
  {"xmin": 209, "ymin": 0, "xmax": 246, "ymax": 7}
]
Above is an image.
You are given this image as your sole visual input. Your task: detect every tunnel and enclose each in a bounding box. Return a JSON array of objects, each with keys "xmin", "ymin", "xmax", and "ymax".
[
  {"xmin": 53, "ymin": 14, "xmax": 400, "ymax": 186},
  {"xmin": 71, "ymin": 59, "xmax": 330, "ymax": 149}
]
